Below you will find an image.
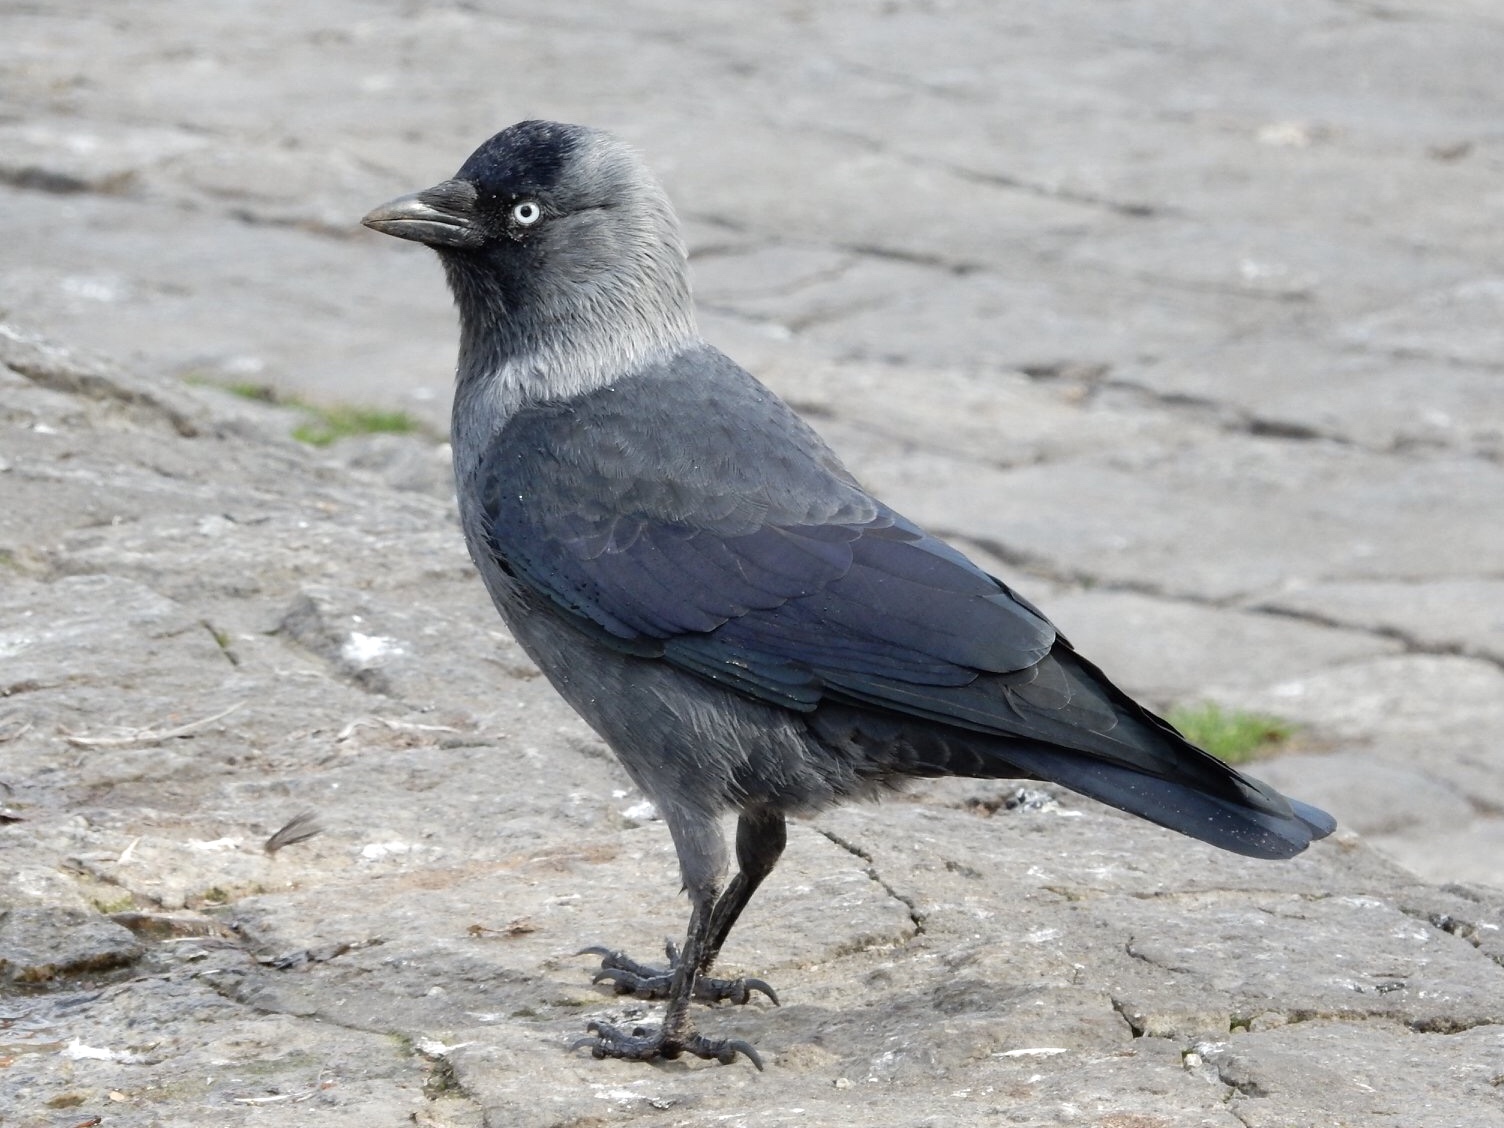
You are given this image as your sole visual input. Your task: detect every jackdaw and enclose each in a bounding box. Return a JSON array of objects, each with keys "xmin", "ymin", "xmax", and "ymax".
[{"xmin": 362, "ymin": 120, "xmax": 1336, "ymax": 1070}]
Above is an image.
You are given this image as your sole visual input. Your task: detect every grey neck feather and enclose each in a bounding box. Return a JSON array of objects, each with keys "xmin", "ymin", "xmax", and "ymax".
[{"xmin": 446, "ymin": 220, "xmax": 699, "ymax": 476}]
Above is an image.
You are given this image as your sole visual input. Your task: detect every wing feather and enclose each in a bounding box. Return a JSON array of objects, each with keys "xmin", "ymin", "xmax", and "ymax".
[{"xmin": 478, "ymin": 350, "xmax": 1056, "ymax": 725}]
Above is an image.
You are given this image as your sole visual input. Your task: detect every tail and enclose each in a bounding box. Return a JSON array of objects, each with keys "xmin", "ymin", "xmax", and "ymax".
[
  {"xmin": 814, "ymin": 644, "xmax": 1337, "ymax": 860},
  {"xmin": 977, "ymin": 742, "xmax": 1336, "ymax": 859}
]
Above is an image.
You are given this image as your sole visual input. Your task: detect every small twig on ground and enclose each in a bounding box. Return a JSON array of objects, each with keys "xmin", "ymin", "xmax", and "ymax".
[
  {"xmin": 468, "ymin": 917, "xmax": 538, "ymax": 938},
  {"xmin": 0, "ymin": 719, "xmax": 33, "ymax": 743},
  {"xmin": 61, "ymin": 702, "xmax": 245, "ymax": 748}
]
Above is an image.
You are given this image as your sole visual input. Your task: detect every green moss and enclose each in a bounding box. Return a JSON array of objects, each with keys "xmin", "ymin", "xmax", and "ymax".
[
  {"xmin": 194, "ymin": 885, "xmax": 231, "ymax": 907},
  {"xmin": 291, "ymin": 404, "xmax": 420, "ymax": 447},
  {"xmin": 422, "ymin": 1056, "xmax": 466, "ymax": 1099},
  {"xmin": 184, "ymin": 374, "xmax": 426, "ymax": 446},
  {"xmin": 1167, "ymin": 702, "xmax": 1294, "ymax": 764},
  {"xmin": 220, "ymin": 380, "xmax": 281, "ymax": 403},
  {"xmin": 91, "ymin": 893, "xmax": 136, "ymax": 914}
]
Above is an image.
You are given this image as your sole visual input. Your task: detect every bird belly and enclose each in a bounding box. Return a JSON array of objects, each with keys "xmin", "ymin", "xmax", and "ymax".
[{"xmin": 487, "ymin": 579, "xmax": 891, "ymax": 817}]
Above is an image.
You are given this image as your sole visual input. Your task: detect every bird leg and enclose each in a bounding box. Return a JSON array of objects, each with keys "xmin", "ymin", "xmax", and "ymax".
[
  {"xmin": 573, "ymin": 892, "xmax": 764, "ymax": 1068},
  {"xmin": 581, "ymin": 810, "xmax": 787, "ymax": 1004},
  {"xmin": 573, "ymin": 811, "xmax": 787, "ymax": 1068},
  {"xmin": 703, "ymin": 809, "xmax": 788, "ymax": 977}
]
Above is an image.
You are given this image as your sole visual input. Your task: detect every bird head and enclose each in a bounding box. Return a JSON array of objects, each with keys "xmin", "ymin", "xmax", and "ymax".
[{"xmin": 363, "ymin": 121, "xmax": 696, "ymax": 392}]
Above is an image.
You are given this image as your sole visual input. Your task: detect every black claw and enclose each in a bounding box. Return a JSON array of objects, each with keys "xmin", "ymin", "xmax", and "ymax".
[
  {"xmin": 742, "ymin": 978, "xmax": 780, "ymax": 1006},
  {"xmin": 692, "ymin": 972, "xmax": 778, "ymax": 1006},
  {"xmin": 570, "ymin": 1020, "xmax": 763, "ymax": 1070},
  {"xmin": 720, "ymin": 1038, "xmax": 764, "ymax": 1071},
  {"xmin": 578, "ymin": 942, "xmax": 778, "ymax": 1007},
  {"xmin": 591, "ymin": 966, "xmax": 672, "ymax": 998}
]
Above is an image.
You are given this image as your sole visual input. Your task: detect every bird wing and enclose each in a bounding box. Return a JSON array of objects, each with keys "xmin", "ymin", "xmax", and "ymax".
[
  {"xmin": 473, "ymin": 352, "xmax": 1336, "ymax": 860},
  {"xmin": 474, "ymin": 350, "xmax": 1056, "ymax": 716}
]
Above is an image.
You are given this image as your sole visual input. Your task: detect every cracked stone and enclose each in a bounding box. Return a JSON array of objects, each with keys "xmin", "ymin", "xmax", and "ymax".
[
  {"xmin": 1097, "ymin": 894, "xmax": 1504, "ymax": 1037},
  {"xmin": 1260, "ymin": 577, "xmax": 1504, "ymax": 669},
  {"xmin": 0, "ymin": 907, "xmax": 144, "ymax": 982},
  {"xmin": 1200, "ymin": 1020, "xmax": 1504, "ymax": 1127},
  {"xmin": 4, "ymin": 1, "xmax": 1504, "ymax": 1122}
]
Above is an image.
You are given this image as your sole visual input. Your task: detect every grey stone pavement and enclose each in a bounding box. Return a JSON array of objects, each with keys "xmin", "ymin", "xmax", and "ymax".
[{"xmin": 3, "ymin": 1, "xmax": 1504, "ymax": 1124}]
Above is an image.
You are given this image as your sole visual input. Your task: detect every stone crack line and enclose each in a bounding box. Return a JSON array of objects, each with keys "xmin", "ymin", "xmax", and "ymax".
[
  {"xmin": 1397, "ymin": 903, "xmax": 1504, "ymax": 973},
  {"xmin": 3, "ymin": 324, "xmax": 202, "ymax": 437},
  {"xmin": 814, "ymin": 826, "xmax": 927, "ymax": 938},
  {"xmin": 0, "ymin": 163, "xmax": 132, "ymax": 196},
  {"xmin": 1109, "ymin": 995, "xmax": 1147, "ymax": 1037},
  {"xmin": 801, "ymin": 119, "xmax": 1170, "ymax": 221},
  {"xmin": 938, "ymin": 527, "xmax": 1504, "ymax": 677},
  {"xmin": 194, "ymin": 957, "xmax": 484, "ymax": 1109},
  {"xmin": 1247, "ymin": 602, "xmax": 1504, "ymax": 674}
]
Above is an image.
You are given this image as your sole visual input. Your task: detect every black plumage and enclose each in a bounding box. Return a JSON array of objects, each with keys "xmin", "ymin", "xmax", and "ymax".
[{"xmin": 363, "ymin": 120, "xmax": 1335, "ymax": 1069}]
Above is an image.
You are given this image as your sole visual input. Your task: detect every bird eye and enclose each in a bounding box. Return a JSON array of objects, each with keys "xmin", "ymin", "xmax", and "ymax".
[{"xmin": 511, "ymin": 200, "xmax": 542, "ymax": 226}]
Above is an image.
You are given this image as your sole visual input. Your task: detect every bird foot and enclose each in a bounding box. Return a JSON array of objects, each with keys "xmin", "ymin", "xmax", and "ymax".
[
  {"xmin": 571, "ymin": 1019, "xmax": 763, "ymax": 1070},
  {"xmin": 577, "ymin": 943, "xmax": 779, "ymax": 1005}
]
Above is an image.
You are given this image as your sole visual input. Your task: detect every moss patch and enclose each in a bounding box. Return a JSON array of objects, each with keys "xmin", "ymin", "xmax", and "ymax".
[
  {"xmin": 1167, "ymin": 702, "xmax": 1294, "ymax": 764},
  {"xmin": 187, "ymin": 376, "xmax": 426, "ymax": 446},
  {"xmin": 291, "ymin": 404, "xmax": 422, "ymax": 446}
]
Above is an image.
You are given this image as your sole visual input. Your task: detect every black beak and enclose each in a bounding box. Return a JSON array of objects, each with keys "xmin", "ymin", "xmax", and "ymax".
[{"xmin": 362, "ymin": 178, "xmax": 484, "ymax": 249}]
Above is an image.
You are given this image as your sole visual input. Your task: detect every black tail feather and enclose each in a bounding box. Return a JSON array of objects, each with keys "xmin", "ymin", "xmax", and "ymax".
[
  {"xmin": 811, "ymin": 642, "xmax": 1339, "ymax": 860},
  {"xmin": 986, "ymin": 744, "xmax": 1336, "ymax": 860}
]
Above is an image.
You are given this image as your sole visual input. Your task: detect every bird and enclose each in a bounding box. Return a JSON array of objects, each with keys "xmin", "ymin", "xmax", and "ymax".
[{"xmin": 362, "ymin": 120, "xmax": 1336, "ymax": 1070}]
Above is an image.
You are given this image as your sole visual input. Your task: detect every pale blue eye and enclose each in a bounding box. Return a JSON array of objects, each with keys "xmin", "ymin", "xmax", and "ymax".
[{"xmin": 511, "ymin": 201, "xmax": 541, "ymax": 226}]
